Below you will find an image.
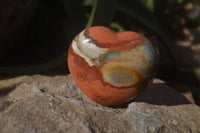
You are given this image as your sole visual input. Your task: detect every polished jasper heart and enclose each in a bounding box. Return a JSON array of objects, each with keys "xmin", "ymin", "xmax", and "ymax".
[{"xmin": 68, "ymin": 26, "xmax": 158, "ymax": 106}]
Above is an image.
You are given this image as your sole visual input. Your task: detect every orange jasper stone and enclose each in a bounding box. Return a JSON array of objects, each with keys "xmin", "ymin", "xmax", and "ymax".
[{"xmin": 68, "ymin": 26, "xmax": 158, "ymax": 106}]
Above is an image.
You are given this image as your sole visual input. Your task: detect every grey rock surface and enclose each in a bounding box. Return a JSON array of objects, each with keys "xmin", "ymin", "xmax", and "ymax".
[{"xmin": 0, "ymin": 75, "xmax": 200, "ymax": 133}]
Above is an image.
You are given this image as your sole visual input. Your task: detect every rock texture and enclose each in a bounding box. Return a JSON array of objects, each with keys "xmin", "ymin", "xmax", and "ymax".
[{"xmin": 0, "ymin": 75, "xmax": 200, "ymax": 133}]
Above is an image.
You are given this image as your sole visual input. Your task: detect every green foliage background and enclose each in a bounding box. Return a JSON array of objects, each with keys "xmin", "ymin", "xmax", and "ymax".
[{"xmin": 0, "ymin": 0, "xmax": 199, "ymax": 74}]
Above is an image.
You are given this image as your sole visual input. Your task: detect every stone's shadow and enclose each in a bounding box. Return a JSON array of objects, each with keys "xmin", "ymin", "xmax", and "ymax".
[{"xmin": 111, "ymin": 83, "xmax": 191, "ymax": 108}]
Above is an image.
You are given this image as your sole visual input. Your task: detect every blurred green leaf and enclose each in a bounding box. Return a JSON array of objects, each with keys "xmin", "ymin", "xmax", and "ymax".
[
  {"xmin": 86, "ymin": 0, "xmax": 98, "ymax": 28},
  {"xmin": 178, "ymin": 0, "xmax": 184, "ymax": 4},
  {"xmin": 110, "ymin": 22, "xmax": 125, "ymax": 32},
  {"xmin": 141, "ymin": 0, "xmax": 155, "ymax": 12},
  {"xmin": 83, "ymin": 0, "xmax": 94, "ymax": 6}
]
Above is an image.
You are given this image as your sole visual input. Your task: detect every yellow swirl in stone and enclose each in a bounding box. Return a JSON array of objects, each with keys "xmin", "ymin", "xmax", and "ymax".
[{"xmin": 101, "ymin": 62, "xmax": 141, "ymax": 87}]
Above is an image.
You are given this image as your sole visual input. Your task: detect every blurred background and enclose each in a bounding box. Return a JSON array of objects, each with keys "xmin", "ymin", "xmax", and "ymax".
[{"xmin": 0, "ymin": 0, "xmax": 200, "ymax": 104}]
